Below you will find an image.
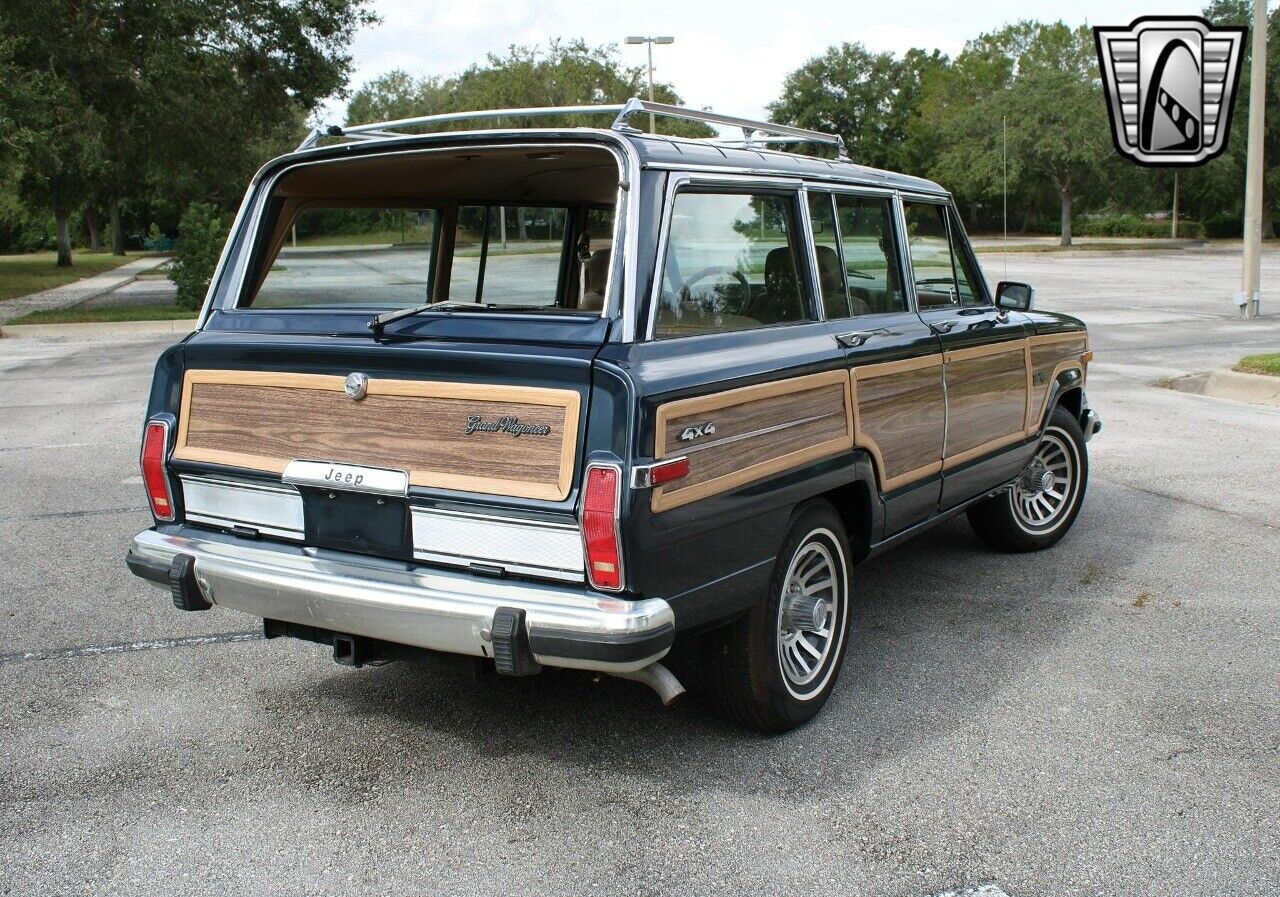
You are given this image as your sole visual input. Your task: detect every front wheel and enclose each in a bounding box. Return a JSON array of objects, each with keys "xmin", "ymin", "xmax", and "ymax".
[
  {"xmin": 967, "ymin": 405, "xmax": 1089, "ymax": 552},
  {"xmin": 701, "ymin": 501, "xmax": 852, "ymax": 733}
]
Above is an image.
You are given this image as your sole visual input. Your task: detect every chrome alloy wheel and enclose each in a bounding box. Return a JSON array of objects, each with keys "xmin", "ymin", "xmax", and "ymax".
[
  {"xmin": 1011, "ymin": 428, "xmax": 1080, "ymax": 534},
  {"xmin": 775, "ymin": 529, "xmax": 847, "ymax": 699}
]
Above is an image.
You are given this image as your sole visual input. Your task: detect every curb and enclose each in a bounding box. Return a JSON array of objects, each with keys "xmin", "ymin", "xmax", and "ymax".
[
  {"xmin": 0, "ymin": 319, "xmax": 197, "ymax": 339},
  {"xmin": 1203, "ymin": 368, "xmax": 1280, "ymax": 407}
]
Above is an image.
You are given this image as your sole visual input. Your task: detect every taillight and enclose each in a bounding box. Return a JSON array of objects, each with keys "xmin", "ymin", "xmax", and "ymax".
[
  {"xmin": 582, "ymin": 463, "xmax": 623, "ymax": 591},
  {"xmin": 141, "ymin": 419, "xmax": 175, "ymax": 521}
]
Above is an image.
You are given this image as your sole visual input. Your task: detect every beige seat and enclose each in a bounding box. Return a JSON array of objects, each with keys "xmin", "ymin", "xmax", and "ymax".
[{"xmin": 579, "ymin": 248, "xmax": 610, "ymax": 311}]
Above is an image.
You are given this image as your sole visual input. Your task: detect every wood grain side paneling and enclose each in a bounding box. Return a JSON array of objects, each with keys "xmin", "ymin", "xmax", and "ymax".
[
  {"xmin": 173, "ymin": 370, "xmax": 580, "ymax": 501},
  {"xmin": 1027, "ymin": 334, "xmax": 1088, "ymax": 432},
  {"xmin": 851, "ymin": 357, "xmax": 945, "ymax": 491},
  {"xmin": 652, "ymin": 370, "xmax": 852, "ymax": 513},
  {"xmin": 943, "ymin": 344, "xmax": 1029, "ymax": 461}
]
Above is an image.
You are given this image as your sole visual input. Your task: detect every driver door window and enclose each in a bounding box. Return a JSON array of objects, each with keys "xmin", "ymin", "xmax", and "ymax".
[
  {"xmin": 902, "ymin": 201, "xmax": 987, "ymax": 309},
  {"xmin": 655, "ymin": 191, "xmax": 811, "ymax": 339}
]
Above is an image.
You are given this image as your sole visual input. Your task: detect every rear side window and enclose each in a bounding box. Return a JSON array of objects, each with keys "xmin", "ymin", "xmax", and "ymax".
[
  {"xmin": 253, "ymin": 207, "xmax": 440, "ymax": 308},
  {"xmin": 834, "ymin": 194, "xmax": 906, "ymax": 315},
  {"xmin": 655, "ymin": 191, "xmax": 811, "ymax": 339}
]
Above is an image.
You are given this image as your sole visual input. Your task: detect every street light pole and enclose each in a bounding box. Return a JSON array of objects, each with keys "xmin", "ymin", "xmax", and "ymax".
[
  {"xmin": 1240, "ymin": 0, "xmax": 1269, "ymax": 319},
  {"xmin": 625, "ymin": 35, "xmax": 675, "ymax": 134}
]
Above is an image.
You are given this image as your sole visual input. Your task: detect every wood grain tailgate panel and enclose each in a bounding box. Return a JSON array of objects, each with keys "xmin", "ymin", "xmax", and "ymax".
[{"xmin": 173, "ymin": 370, "xmax": 580, "ymax": 501}]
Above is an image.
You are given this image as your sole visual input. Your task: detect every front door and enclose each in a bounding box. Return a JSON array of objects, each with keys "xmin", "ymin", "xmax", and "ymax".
[
  {"xmin": 807, "ymin": 190, "xmax": 945, "ymax": 534},
  {"xmin": 900, "ymin": 199, "xmax": 1033, "ymax": 509}
]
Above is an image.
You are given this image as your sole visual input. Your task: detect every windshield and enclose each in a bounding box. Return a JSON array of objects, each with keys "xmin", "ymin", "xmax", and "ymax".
[{"xmin": 238, "ymin": 145, "xmax": 621, "ymax": 315}]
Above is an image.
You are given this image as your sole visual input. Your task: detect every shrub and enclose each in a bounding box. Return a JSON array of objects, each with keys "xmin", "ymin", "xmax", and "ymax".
[
  {"xmin": 1204, "ymin": 212, "xmax": 1242, "ymax": 239},
  {"xmin": 1073, "ymin": 214, "xmax": 1203, "ymax": 239},
  {"xmin": 169, "ymin": 203, "xmax": 229, "ymax": 310}
]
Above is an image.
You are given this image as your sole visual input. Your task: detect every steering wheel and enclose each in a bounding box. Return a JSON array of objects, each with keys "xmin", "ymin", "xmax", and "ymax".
[{"xmin": 678, "ymin": 266, "xmax": 749, "ymax": 306}]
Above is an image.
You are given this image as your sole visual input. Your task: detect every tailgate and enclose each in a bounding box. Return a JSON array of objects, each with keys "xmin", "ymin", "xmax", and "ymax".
[{"xmin": 173, "ymin": 368, "xmax": 579, "ymax": 501}]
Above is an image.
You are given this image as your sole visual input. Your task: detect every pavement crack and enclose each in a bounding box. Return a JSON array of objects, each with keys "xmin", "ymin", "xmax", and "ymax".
[
  {"xmin": 0, "ymin": 631, "xmax": 263, "ymax": 665},
  {"xmin": 1098, "ymin": 478, "xmax": 1278, "ymax": 531},
  {"xmin": 0, "ymin": 506, "xmax": 142, "ymax": 523}
]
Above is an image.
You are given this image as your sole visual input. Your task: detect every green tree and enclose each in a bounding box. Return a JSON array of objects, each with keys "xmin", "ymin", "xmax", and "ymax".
[
  {"xmin": 0, "ymin": 0, "xmax": 376, "ymax": 265},
  {"xmin": 769, "ymin": 44, "xmax": 948, "ymax": 169},
  {"xmin": 169, "ymin": 203, "xmax": 229, "ymax": 310},
  {"xmin": 917, "ymin": 22, "xmax": 1111, "ymax": 244},
  {"xmin": 1191, "ymin": 0, "xmax": 1280, "ymax": 237},
  {"xmin": 347, "ymin": 40, "xmax": 711, "ymax": 136}
]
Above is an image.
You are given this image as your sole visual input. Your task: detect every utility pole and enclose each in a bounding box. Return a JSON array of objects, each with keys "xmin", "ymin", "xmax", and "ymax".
[
  {"xmin": 625, "ymin": 35, "xmax": 675, "ymax": 133},
  {"xmin": 1240, "ymin": 0, "xmax": 1269, "ymax": 319}
]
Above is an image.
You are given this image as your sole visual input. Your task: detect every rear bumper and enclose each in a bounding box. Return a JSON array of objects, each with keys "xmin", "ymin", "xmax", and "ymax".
[{"xmin": 127, "ymin": 525, "xmax": 674, "ymax": 673}]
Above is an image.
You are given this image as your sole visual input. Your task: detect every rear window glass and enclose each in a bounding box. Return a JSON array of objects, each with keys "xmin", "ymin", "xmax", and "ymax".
[
  {"xmin": 447, "ymin": 206, "xmax": 567, "ymax": 307},
  {"xmin": 252, "ymin": 207, "xmax": 440, "ymax": 309}
]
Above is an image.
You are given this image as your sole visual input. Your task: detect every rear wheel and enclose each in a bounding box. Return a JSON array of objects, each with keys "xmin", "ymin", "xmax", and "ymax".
[
  {"xmin": 967, "ymin": 405, "xmax": 1089, "ymax": 552},
  {"xmin": 702, "ymin": 501, "xmax": 852, "ymax": 733}
]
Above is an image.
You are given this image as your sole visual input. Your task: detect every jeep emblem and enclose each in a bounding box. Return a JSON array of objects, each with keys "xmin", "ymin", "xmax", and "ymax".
[
  {"xmin": 344, "ymin": 372, "xmax": 369, "ymax": 401},
  {"xmin": 679, "ymin": 421, "xmax": 716, "ymax": 442}
]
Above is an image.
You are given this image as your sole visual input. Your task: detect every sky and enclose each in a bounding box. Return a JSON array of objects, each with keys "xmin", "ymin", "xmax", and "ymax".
[{"xmin": 327, "ymin": 0, "xmax": 1210, "ymax": 124}]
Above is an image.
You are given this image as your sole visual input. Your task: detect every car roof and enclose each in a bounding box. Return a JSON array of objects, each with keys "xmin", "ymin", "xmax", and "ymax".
[
  {"xmin": 623, "ymin": 131, "xmax": 948, "ymax": 196},
  {"xmin": 269, "ymin": 126, "xmax": 947, "ymax": 197}
]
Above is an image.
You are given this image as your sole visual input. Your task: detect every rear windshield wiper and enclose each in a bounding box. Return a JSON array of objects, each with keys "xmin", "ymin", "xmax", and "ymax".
[
  {"xmin": 367, "ymin": 301, "xmax": 481, "ymax": 335},
  {"xmin": 368, "ymin": 301, "xmax": 562, "ymax": 334}
]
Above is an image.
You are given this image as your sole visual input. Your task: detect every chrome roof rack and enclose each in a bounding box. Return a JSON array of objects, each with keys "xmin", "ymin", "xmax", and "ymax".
[{"xmin": 298, "ymin": 97, "xmax": 849, "ymax": 160}]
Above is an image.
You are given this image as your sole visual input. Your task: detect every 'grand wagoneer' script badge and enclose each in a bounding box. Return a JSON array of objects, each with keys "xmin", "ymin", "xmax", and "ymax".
[{"xmin": 464, "ymin": 415, "xmax": 552, "ymax": 437}]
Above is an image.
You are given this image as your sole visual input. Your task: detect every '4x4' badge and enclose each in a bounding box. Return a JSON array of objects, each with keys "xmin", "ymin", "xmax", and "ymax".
[{"xmin": 679, "ymin": 421, "xmax": 716, "ymax": 442}]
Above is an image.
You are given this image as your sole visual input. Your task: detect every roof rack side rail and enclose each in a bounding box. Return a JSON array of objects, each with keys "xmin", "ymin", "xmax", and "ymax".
[
  {"xmin": 297, "ymin": 104, "xmax": 629, "ymax": 150},
  {"xmin": 294, "ymin": 97, "xmax": 849, "ymax": 161},
  {"xmin": 610, "ymin": 98, "xmax": 849, "ymax": 160}
]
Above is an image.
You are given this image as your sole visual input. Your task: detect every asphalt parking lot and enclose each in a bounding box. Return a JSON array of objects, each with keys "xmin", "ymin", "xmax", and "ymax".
[{"xmin": 1, "ymin": 246, "xmax": 1278, "ymax": 896}]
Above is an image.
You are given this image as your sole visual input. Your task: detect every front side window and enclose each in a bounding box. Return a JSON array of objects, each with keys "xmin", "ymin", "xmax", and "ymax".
[
  {"xmin": 253, "ymin": 207, "xmax": 440, "ymax": 308},
  {"xmin": 946, "ymin": 210, "xmax": 988, "ymax": 306},
  {"xmin": 655, "ymin": 191, "xmax": 810, "ymax": 339},
  {"xmin": 902, "ymin": 201, "xmax": 986, "ymax": 309}
]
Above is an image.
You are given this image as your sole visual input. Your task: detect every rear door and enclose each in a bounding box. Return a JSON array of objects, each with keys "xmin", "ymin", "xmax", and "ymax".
[
  {"xmin": 900, "ymin": 198, "xmax": 1033, "ymax": 508},
  {"xmin": 807, "ymin": 188, "xmax": 944, "ymax": 534},
  {"xmin": 620, "ymin": 178, "xmax": 854, "ymax": 626}
]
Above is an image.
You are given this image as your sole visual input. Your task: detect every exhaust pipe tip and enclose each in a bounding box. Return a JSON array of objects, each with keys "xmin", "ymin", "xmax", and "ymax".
[{"xmin": 613, "ymin": 661, "xmax": 686, "ymax": 706}]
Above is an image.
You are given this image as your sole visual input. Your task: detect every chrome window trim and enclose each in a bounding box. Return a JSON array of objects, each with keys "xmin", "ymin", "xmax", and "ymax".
[
  {"xmin": 200, "ymin": 135, "xmax": 637, "ymax": 334},
  {"xmin": 796, "ymin": 185, "xmax": 826, "ymax": 323},
  {"xmin": 644, "ymin": 172, "xmax": 818, "ymax": 341}
]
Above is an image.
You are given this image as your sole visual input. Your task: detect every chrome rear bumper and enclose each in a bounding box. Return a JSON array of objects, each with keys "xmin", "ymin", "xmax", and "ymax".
[{"xmin": 127, "ymin": 525, "xmax": 674, "ymax": 673}]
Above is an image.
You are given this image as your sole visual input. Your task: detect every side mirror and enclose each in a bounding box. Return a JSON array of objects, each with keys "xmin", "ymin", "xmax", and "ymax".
[{"xmin": 995, "ymin": 281, "xmax": 1035, "ymax": 312}]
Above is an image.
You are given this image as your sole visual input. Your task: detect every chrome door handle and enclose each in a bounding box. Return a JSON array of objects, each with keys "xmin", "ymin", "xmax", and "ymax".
[
  {"xmin": 834, "ymin": 330, "xmax": 877, "ymax": 349},
  {"xmin": 929, "ymin": 320, "xmax": 956, "ymax": 334}
]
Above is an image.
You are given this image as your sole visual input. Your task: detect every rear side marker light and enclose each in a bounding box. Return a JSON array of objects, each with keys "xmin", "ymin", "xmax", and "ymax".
[
  {"xmin": 582, "ymin": 463, "xmax": 623, "ymax": 592},
  {"xmin": 1081, "ymin": 351, "xmax": 1094, "ymax": 363},
  {"xmin": 631, "ymin": 456, "xmax": 690, "ymax": 489},
  {"xmin": 141, "ymin": 420, "xmax": 175, "ymax": 522}
]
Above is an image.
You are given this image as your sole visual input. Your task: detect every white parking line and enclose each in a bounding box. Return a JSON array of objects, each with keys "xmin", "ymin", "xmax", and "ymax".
[{"xmin": 928, "ymin": 886, "xmax": 1011, "ymax": 897}]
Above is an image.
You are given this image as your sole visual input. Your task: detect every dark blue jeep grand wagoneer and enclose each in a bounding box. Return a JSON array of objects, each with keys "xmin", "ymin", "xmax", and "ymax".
[{"xmin": 126, "ymin": 99, "xmax": 1099, "ymax": 732}]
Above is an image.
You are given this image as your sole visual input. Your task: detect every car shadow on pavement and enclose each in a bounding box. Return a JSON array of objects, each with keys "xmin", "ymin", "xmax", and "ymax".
[{"xmin": 257, "ymin": 507, "xmax": 1134, "ymax": 799}]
